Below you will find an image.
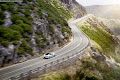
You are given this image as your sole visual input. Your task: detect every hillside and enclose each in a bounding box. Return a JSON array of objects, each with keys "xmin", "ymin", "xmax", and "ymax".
[
  {"xmin": 85, "ymin": 5, "xmax": 120, "ymax": 40},
  {"xmin": 98, "ymin": 18, "xmax": 120, "ymax": 40},
  {"xmin": 31, "ymin": 15, "xmax": 120, "ymax": 80},
  {"xmin": 0, "ymin": 0, "xmax": 87, "ymax": 67},
  {"xmin": 85, "ymin": 5, "xmax": 120, "ymax": 19}
]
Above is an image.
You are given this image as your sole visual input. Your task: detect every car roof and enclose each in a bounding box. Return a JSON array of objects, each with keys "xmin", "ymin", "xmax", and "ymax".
[{"xmin": 45, "ymin": 52, "xmax": 55, "ymax": 55}]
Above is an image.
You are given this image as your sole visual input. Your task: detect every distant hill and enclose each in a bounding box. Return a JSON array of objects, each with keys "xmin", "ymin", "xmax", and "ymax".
[
  {"xmin": 85, "ymin": 5, "xmax": 120, "ymax": 19},
  {"xmin": 98, "ymin": 18, "xmax": 120, "ymax": 39},
  {"xmin": 86, "ymin": 5, "xmax": 120, "ymax": 39}
]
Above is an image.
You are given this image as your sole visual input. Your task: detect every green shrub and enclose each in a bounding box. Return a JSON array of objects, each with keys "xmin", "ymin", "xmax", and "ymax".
[
  {"xmin": 35, "ymin": 31, "xmax": 42, "ymax": 35},
  {"xmin": 18, "ymin": 43, "xmax": 33, "ymax": 55},
  {"xmin": 11, "ymin": 15, "xmax": 32, "ymax": 25},
  {"xmin": 20, "ymin": 40, "xmax": 27, "ymax": 47},
  {"xmin": 37, "ymin": 9, "xmax": 43, "ymax": 19},
  {"xmin": 46, "ymin": 42, "xmax": 49, "ymax": 45},
  {"xmin": 23, "ymin": 0, "xmax": 27, "ymax": 3},
  {"xmin": 10, "ymin": 24, "xmax": 24, "ymax": 34},
  {"xmin": 18, "ymin": 47, "xmax": 24, "ymax": 55},
  {"xmin": 26, "ymin": 37, "xmax": 31, "ymax": 42},
  {"xmin": 23, "ymin": 9, "xmax": 32, "ymax": 17},
  {"xmin": 1, "ymin": 4, "xmax": 8, "ymax": 10},
  {"xmin": 62, "ymin": 26, "xmax": 71, "ymax": 35},
  {"xmin": 24, "ymin": 46, "xmax": 33, "ymax": 53},
  {"xmin": 48, "ymin": 25, "xmax": 55, "ymax": 33},
  {"xmin": 13, "ymin": 41, "xmax": 19, "ymax": 45},
  {"xmin": 0, "ymin": 37, "xmax": 4, "ymax": 42},
  {"xmin": 12, "ymin": 10, "xmax": 19, "ymax": 14},
  {"xmin": 0, "ymin": 11, "xmax": 5, "ymax": 19},
  {"xmin": 0, "ymin": 25, "xmax": 21, "ymax": 41},
  {"xmin": 0, "ymin": 19, "xmax": 4, "ymax": 25},
  {"xmin": 21, "ymin": 24, "xmax": 33, "ymax": 34},
  {"xmin": 1, "ymin": 41, "xmax": 9, "ymax": 47},
  {"xmin": 23, "ymin": 34, "xmax": 29, "ymax": 38},
  {"xmin": 8, "ymin": 5, "xmax": 14, "ymax": 12},
  {"xmin": 15, "ymin": 20, "xmax": 23, "ymax": 24},
  {"xmin": 27, "ymin": 17, "xmax": 33, "ymax": 22},
  {"xmin": 27, "ymin": 4, "xmax": 34, "ymax": 10},
  {"xmin": 28, "ymin": 0, "xmax": 33, "ymax": 2},
  {"xmin": 29, "ymin": 53, "xmax": 34, "ymax": 56}
]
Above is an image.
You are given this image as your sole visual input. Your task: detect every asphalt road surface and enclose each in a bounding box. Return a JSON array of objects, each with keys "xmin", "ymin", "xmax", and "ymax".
[{"xmin": 0, "ymin": 15, "xmax": 90, "ymax": 80}]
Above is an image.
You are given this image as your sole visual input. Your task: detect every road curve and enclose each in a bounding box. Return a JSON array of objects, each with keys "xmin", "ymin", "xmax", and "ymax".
[{"xmin": 0, "ymin": 15, "xmax": 90, "ymax": 80}]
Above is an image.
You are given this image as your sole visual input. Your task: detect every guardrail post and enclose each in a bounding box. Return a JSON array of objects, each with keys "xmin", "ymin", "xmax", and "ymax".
[
  {"xmin": 57, "ymin": 60, "xmax": 59, "ymax": 63},
  {"xmin": 43, "ymin": 64, "xmax": 47, "ymax": 73},
  {"xmin": 62, "ymin": 58, "xmax": 64, "ymax": 61},
  {"xmin": 68, "ymin": 56, "xmax": 69, "ymax": 59},
  {"xmin": 51, "ymin": 62, "xmax": 53, "ymax": 66}
]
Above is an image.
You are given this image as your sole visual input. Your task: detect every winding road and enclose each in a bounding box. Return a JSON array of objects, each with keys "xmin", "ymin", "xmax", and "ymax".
[{"xmin": 0, "ymin": 15, "xmax": 90, "ymax": 80}]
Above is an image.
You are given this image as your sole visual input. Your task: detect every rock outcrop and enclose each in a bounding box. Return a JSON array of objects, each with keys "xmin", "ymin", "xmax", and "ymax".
[{"xmin": 60, "ymin": 0, "xmax": 87, "ymax": 18}]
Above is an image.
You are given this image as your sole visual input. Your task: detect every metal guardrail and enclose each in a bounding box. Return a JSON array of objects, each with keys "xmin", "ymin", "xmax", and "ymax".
[{"xmin": 7, "ymin": 21, "xmax": 90, "ymax": 80}]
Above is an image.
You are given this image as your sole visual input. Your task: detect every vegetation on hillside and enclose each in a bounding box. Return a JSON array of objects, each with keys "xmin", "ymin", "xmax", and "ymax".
[
  {"xmin": 0, "ymin": 0, "xmax": 72, "ymax": 57},
  {"xmin": 77, "ymin": 17, "xmax": 120, "ymax": 62},
  {"xmin": 36, "ymin": 0, "xmax": 71, "ymax": 25}
]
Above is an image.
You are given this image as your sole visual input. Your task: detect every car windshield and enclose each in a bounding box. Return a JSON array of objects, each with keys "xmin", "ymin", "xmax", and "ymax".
[{"xmin": 45, "ymin": 53, "xmax": 50, "ymax": 55}]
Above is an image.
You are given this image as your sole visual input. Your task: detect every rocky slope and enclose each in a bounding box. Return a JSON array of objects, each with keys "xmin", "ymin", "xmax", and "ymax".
[
  {"xmin": 60, "ymin": 0, "xmax": 87, "ymax": 18},
  {"xmin": 0, "ymin": 0, "xmax": 87, "ymax": 67}
]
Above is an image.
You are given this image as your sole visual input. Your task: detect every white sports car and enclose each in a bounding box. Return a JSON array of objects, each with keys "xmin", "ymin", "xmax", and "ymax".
[{"xmin": 44, "ymin": 52, "xmax": 55, "ymax": 59}]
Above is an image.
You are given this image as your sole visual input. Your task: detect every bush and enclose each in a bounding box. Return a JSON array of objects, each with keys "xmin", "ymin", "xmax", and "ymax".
[
  {"xmin": 13, "ymin": 41, "xmax": 19, "ymax": 45},
  {"xmin": 12, "ymin": 10, "xmax": 19, "ymax": 14},
  {"xmin": 0, "ymin": 19, "xmax": 4, "ymax": 25},
  {"xmin": 18, "ymin": 47, "xmax": 24, "ymax": 55},
  {"xmin": 21, "ymin": 24, "xmax": 33, "ymax": 34},
  {"xmin": 27, "ymin": 17, "xmax": 33, "ymax": 22},
  {"xmin": 1, "ymin": 41, "xmax": 9, "ymax": 47},
  {"xmin": 8, "ymin": 5, "xmax": 14, "ymax": 12},
  {"xmin": 0, "ymin": 11, "xmax": 5, "ymax": 19},
  {"xmin": 10, "ymin": 24, "xmax": 24, "ymax": 34},
  {"xmin": 1, "ymin": 4, "xmax": 8, "ymax": 10},
  {"xmin": 48, "ymin": 25, "xmax": 55, "ymax": 33},
  {"xmin": 23, "ymin": 9, "xmax": 32, "ymax": 17},
  {"xmin": 62, "ymin": 26, "xmax": 71, "ymax": 35},
  {"xmin": 0, "ymin": 25, "xmax": 21, "ymax": 41},
  {"xmin": 15, "ymin": 20, "xmax": 23, "ymax": 24},
  {"xmin": 37, "ymin": 9, "xmax": 43, "ymax": 19},
  {"xmin": 23, "ymin": 0, "xmax": 27, "ymax": 3},
  {"xmin": 29, "ymin": 53, "xmax": 34, "ymax": 56},
  {"xmin": 18, "ymin": 41, "xmax": 33, "ymax": 55},
  {"xmin": 23, "ymin": 34, "xmax": 29, "ymax": 38},
  {"xmin": 20, "ymin": 40, "xmax": 27, "ymax": 47},
  {"xmin": 24, "ymin": 46, "xmax": 33, "ymax": 53},
  {"xmin": 11, "ymin": 15, "xmax": 32, "ymax": 25},
  {"xmin": 27, "ymin": 4, "xmax": 34, "ymax": 10},
  {"xmin": 26, "ymin": 37, "xmax": 31, "ymax": 42}
]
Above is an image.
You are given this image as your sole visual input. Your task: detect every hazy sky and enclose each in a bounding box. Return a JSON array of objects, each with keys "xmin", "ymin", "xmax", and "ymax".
[{"xmin": 76, "ymin": 0, "xmax": 120, "ymax": 6}]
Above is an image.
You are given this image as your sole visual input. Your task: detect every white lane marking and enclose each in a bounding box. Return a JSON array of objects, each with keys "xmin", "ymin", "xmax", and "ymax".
[
  {"xmin": 0, "ymin": 15, "xmax": 91, "ymax": 79},
  {"xmin": 55, "ymin": 37, "xmax": 82, "ymax": 57},
  {"xmin": 1, "ymin": 23, "xmax": 83, "ymax": 79}
]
